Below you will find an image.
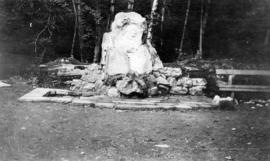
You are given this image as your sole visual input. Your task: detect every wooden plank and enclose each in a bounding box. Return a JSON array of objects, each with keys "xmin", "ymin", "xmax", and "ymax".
[
  {"xmin": 216, "ymin": 69, "xmax": 270, "ymax": 76},
  {"xmin": 219, "ymin": 87, "xmax": 270, "ymax": 92}
]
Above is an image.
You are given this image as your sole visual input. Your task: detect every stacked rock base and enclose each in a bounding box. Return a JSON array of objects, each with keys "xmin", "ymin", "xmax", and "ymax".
[{"xmin": 67, "ymin": 64, "xmax": 207, "ymax": 98}]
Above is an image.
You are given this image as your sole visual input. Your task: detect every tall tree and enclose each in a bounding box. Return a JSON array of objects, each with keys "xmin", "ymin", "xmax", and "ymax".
[
  {"xmin": 160, "ymin": 0, "xmax": 166, "ymax": 47},
  {"xmin": 147, "ymin": 0, "xmax": 159, "ymax": 44},
  {"xmin": 178, "ymin": 0, "xmax": 191, "ymax": 56},
  {"xmin": 77, "ymin": 0, "xmax": 83, "ymax": 61},
  {"xmin": 93, "ymin": 0, "xmax": 102, "ymax": 63},
  {"xmin": 127, "ymin": 0, "xmax": 134, "ymax": 11},
  {"xmin": 70, "ymin": 0, "xmax": 78, "ymax": 59},
  {"xmin": 196, "ymin": 0, "xmax": 211, "ymax": 59}
]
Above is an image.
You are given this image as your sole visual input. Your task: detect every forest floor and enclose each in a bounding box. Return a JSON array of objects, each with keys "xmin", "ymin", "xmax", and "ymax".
[
  {"xmin": 1, "ymin": 52, "xmax": 270, "ymax": 160},
  {"xmin": 0, "ymin": 84, "xmax": 270, "ymax": 161}
]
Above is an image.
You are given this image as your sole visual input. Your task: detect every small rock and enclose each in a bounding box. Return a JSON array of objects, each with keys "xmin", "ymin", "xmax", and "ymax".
[
  {"xmin": 80, "ymin": 151, "xmax": 85, "ymax": 155},
  {"xmin": 191, "ymin": 78, "xmax": 207, "ymax": 86},
  {"xmin": 225, "ymin": 156, "xmax": 232, "ymax": 160},
  {"xmin": 170, "ymin": 86, "xmax": 188, "ymax": 95},
  {"xmin": 81, "ymin": 71, "xmax": 102, "ymax": 83},
  {"xmin": 82, "ymin": 83, "xmax": 96, "ymax": 91},
  {"xmin": 247, "ymin": 142, "xmax": 252, "ymax": 145},
  {"xmin": 167, "ymin": 77, "xmax": 177, "ymax": 87},
  {"xmin": 161, "ymin": 67, "xmax": 182, "ymax": 77},
  {"xmin": 177, "ymin": 77, "xmax": 193, "ymax": 87},
  {"xmin": 107, "ymin": 87, "xmax": 120, "ymax": 97},
  {"xmin": 156, "ymin": 76, "xmax": 170, "ymax": 86},
  {"xmin": 232, "ymin": 128, "xmax": 236, "ymax": 131},
  {"xmin": 251, "ymin": 106, "xmax": 256, "ymax": 110},
  {"xmin": 148, "ymin": 86, "xmax": 159, "ymax": 96},
  {"xmin": 157, "ymin": 84, "xmax": 170, "ymax": 95},
  {"xmin": 153, "ymin": 71, "xmax": 161, "ymax": 78},
  {"xmin": 244, "ymin": 101, "xmax": 254, "ymax": 104},
  {"xmin": 154, "ymin": 144, "xmax": 170, "ymax": 148}
]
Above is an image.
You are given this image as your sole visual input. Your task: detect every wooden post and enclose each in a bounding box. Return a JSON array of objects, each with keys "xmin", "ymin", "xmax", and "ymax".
[{"xmin": 228, "ymin": 75, "xmax": 235, "ymax": 98}]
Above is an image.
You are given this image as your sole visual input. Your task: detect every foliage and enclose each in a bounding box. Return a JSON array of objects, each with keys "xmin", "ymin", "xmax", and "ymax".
[{"xmin": 1, "ymin": 0, "xmax": 270, "ymax": 63}]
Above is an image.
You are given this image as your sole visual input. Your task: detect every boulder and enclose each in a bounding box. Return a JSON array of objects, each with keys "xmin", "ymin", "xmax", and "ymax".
[
  {"xmin": 170, "ymin": 86, "xmax": 188, "ymax": 95},
  {"xmin": 189, "ymin": 86, "xmax": 206, "ymax": 96},
  {"xmin": 116, "ymin": 77, "xmax": 142, "ymax": 95}
]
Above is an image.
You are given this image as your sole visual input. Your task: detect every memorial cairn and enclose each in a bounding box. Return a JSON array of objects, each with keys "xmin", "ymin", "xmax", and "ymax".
[{"xmin": 67, "ymin": 12, "xmax": 207, "ymax": 97}]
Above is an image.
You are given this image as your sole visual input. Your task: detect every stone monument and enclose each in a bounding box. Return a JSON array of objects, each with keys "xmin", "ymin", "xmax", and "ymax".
[{"xmin": 101, "ymin": 12, "xmax": 163, "ymax": 75}]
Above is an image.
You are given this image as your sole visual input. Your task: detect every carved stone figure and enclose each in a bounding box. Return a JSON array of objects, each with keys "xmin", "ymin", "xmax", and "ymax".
[{"xmin": 101, "ymin": 12, "xmax": 163, "ymax": 75}]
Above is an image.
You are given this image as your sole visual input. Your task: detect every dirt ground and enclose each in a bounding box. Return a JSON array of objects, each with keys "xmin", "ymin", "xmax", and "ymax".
[{"xmin": 0, "ymin": 84, "xmax": 269, "ymax": 161}]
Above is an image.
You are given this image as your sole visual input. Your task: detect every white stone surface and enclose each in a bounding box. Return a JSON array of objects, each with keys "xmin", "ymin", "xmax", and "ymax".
[{"xmin": 101, "ymin": 12, "xmax": 163, "ymax": 75}]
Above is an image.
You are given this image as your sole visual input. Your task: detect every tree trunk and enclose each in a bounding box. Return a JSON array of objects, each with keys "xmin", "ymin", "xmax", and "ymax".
[
  {"xmin": 197, "ymin": 0, "xmax": 210, "ymax": 59},
  {"xmin": 147, "ymin": 0, "xmax": 159, "ymax": 45},
  {"xmin": 127, "ymin": 0, "xmax": 134, "ymax": 11},
  {"xmin": 70, "ymin": 0, "xmax": 78, "ymax": 59},
  {"xmin": 106, "ymin": 0, "xmax": 115, "ymax": 31},
  {"xmin": 160, "ymin": 0, "xmax": 166, "ymax": 47},
  {"xmin": 77, "ymin": 0, "xmax": 83, "ymax": 62},
  {"xmin": 197, "ymin": 0, "xmax": 204, "ymax": 60},
  {"xmin": 203, "ymin": 0, "xmax": 210, "ymax": 31},
  {"xmin": 93, "ymin": 0, "xmax": 101, "ymax": 63},
  {"xmin": 179, "ymin": 0, "xmax": 191, "ymax": 54}
]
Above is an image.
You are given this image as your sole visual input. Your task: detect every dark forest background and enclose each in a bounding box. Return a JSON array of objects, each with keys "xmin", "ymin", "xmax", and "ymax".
[{"xmin": 0, "ymin": 0, "xmax": 269, "ymax": 63}]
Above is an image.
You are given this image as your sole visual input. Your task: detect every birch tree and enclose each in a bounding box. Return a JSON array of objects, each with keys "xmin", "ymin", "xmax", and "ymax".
[
  {"xmin": 147, "ymin": 0, "xmax": 159, "ymax": 44},
  {"xmin": 178, "ymin": 0, "xmax": 191, "ymax": 55}
]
